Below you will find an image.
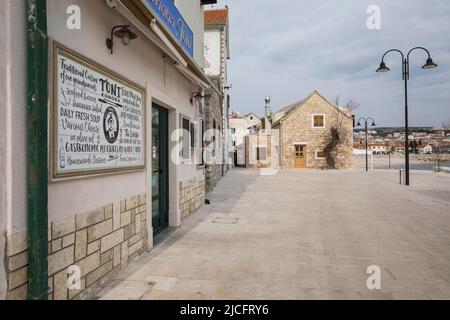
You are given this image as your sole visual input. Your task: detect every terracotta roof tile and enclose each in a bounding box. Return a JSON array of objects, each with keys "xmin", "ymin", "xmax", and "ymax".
[{"xmin": 204, "ymin": 7, "xmax": 228, "ymax": 25}]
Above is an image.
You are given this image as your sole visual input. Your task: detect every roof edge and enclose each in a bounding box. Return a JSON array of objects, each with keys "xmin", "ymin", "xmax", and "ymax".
[{"xmin": 273, "ymin": 91, "xmax": 353, "ymax": 125}]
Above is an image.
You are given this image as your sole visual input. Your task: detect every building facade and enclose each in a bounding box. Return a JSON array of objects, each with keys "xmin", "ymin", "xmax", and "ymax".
[
  {"xmin": 229, "ymin": 112, "xmax": 263, "ymax": 167},
  {"xmin": 229, "ymin": 116, "xmax": 247, "ymax": 167},
  {"xmin": 245, "ymin": 91, "xmax": 354, "ymax": 170},
  {"xmin": 204, "ymin": 6, "xmax": 231, "ymax": 190},
  {"xmin": 243, "ymin": 113, "xmax": 263, "ymax": 133},
  {"xmin": 0, "ymin": 0, "xmax": 219, "ymax": 300},
  {"xmin": 203, "ymin": 75, "xmax": 223, "ymax": 192}
]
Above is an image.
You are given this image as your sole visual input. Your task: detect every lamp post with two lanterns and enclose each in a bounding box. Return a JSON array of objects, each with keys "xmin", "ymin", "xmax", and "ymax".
[
  {"xmin": 375, "ymin": 47, "xmax": 438, "ymax": 185},
  {"xmin": 357, "ymin": 117, "xmax": 376, "ymax": 172}
]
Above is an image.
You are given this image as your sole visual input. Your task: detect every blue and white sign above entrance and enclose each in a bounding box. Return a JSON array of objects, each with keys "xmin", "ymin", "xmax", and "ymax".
[{"xmin": 142, "ymin": 0, "xmax": 194, "ymax": 58}]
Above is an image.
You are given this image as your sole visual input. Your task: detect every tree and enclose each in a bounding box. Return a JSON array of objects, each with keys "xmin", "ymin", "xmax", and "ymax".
[
  {"xmin": 334, "ymin": 95, "xmax": 360, "ymax": 113},
  {"xmin": 323, "ymin": 96, "xmax": 358, "ymax": 168}
]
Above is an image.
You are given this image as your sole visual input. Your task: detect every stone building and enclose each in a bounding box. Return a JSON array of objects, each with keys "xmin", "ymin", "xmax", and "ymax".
[
  {"xmin": 203, "ymin": 75, "xmax": 223, "ymax": 192},
  {"xmin": 203, "ymin": 6, "xmax": 231, "ymax": 191},
  {"xmin": 0, "ymin": 0, "xmax": 219, "ymax": 300},
  {"xmin": 246, "ymin": 91, "xmax": 354, "ymax": 169}
]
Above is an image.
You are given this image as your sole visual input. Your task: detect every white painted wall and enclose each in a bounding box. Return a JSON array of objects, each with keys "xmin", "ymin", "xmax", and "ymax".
[
  {"xmin": 47, "ymin": 0, "xmax": 204, "ymax": 227},
  {"xmin": 1, "ymin": 0, "xmax": 205, "ymax": 244},
  {"xmin": 244, "ymin": 114, "xmax": 262, "ymax": 129},
  {"xmin": 0, "ymin": 0, "xmax": 28, "ymax": 234},
  {"xmin": 229, "ymin": 118, "xmax": 248, "ymax": 166},
  {"xmin": 0, "ymin": 0, "xmax": 13, "ymax": 300},
  {"xmin": 229, "ymin": 114, "xmax": 264, "ymax": 166},
  {"xmin": 204, "ymin": 29, "xmax": 221, "ymax": 76}
]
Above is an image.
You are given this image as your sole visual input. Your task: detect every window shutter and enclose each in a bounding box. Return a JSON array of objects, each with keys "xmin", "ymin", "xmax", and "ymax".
[
  {"xmin": 182, "ymin": 118, "xmax": 190, "ymax": 159},
  {"xmin": 191, "ymin": 123, "xmax": 197, "ymax": 149}
]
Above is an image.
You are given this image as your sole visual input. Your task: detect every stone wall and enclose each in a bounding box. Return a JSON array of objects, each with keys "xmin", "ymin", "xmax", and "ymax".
[
  {"xmin": 279, "ymin": 93, "xmax": 353, "ymax": 169},
  {"xmin": 204, "ymin": 75, "xmax": 223, "ymax": 192},
  {"xmin": 179, "ymin": 176, "xmax": 205, "ymax": 220},
  {"xmin": 5, "ymin": 194, "xmax": 148, "ymax": 300},
  {"xmin": 245, "ymin": 134, "xmax": 273, "ymax": 169}
]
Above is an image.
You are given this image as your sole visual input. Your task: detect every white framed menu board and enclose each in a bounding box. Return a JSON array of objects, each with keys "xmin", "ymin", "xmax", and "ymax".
[{"xmin": 52, "ymin": 42, "xmax": 146, "ymax": 178}]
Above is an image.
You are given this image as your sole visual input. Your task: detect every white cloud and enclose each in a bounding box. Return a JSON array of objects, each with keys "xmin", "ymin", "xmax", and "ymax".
[{"xmin": 210, "ymin": 0, "xmax": 450, "ymax": 126}]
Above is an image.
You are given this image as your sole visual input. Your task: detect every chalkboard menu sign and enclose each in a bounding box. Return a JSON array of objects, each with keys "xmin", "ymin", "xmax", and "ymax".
[{"xmin": 52, "ymin": 43, "xmax": 146, "ymax": 178}]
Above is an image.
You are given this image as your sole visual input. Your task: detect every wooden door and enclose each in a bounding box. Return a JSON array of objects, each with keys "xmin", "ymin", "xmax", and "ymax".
[{"xmin": 295, "ymin": 145, "xmax": 306, "ymax": 168}]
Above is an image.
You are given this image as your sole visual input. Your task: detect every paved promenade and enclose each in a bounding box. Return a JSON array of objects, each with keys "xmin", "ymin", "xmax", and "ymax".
[{"xmin": 95, "ymin": 168, "xmax": 450, "ymax": 300}]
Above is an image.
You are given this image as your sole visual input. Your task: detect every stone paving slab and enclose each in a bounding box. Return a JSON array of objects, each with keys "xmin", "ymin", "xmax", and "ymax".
[{"xmin": 95, "ymin": 169, "xmax": 450, "ymax": 300}]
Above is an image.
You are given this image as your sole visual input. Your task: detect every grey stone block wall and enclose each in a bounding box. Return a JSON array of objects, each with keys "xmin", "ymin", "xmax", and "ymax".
[
  {"xmin": 179, "ymin": 176, "xmax": 206, "ymax": 220},
  {"xmin": 4, "ymin": 194, "xmax": 148, "ymax": 300}
]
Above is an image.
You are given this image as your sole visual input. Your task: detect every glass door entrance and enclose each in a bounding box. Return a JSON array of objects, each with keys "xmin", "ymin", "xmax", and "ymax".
[{"xmin": 152, "ymin": 104, "xmax": 169, "ymax": 236}]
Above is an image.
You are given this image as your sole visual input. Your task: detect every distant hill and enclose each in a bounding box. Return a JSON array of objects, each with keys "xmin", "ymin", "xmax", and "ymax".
[{"xmin": 354, "ymin": 127, "xmax": 435, "ymax": 136}]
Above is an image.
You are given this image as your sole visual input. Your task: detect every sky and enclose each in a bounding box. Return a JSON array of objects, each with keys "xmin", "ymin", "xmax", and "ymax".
[{"xmin": 206, "ymin": 0, "xmax": 450, "ymax": 127}]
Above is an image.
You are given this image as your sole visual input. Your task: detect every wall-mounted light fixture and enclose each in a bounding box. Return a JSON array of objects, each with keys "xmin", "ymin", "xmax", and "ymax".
[
  {"xmin": 191, "ymin": 91, "xmax": 206, "ymax": 119},
  {"xmin": 106, "ymin": 25, "xmax": 137, "ymax": 54},
  {"xmin": 190, "ymin": 91, "xmax": 204, "ymax": 105}
]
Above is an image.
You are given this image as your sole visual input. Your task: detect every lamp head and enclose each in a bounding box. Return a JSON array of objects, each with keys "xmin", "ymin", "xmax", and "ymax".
[
  {"xmin": 114, "ymin": 26, "xmax": 137, "ymax": 46},
  {"xmin": 422, "ymin": 57, "xmax": 438, "ymax": 69},
  {"xmin": 376, "ymin": 61, "xmax": 390, "ymax": 73}
]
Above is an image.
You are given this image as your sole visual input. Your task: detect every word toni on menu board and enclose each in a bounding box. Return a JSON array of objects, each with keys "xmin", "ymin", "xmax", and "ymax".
[{"xmin": 53, "ymin": 42, "xmax": 145, "ymax": 178}]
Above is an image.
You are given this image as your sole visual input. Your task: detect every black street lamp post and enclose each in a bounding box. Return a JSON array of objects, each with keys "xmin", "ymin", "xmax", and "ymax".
[
  {"xmin": 357, "ymin": 117, "xmax": 376, "ymax": 171},
  {"xmin": 376, "ymin": 47, "xmax": 438, "ymax": 185}
]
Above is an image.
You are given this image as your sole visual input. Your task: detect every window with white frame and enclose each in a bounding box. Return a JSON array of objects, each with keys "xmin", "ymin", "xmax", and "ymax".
[
  {"xmin": 312, "ymin": 114, "xmax": 325, "ymax": 128},
  {"xmin": 316, "ymin": 150, "xmax": 326, "ymax": 159}
]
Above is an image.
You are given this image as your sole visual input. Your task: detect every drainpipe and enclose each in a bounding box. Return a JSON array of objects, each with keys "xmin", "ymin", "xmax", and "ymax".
[{"xmin": 26, "ymin": 0, "xmax": 48, "ymax": 300}]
